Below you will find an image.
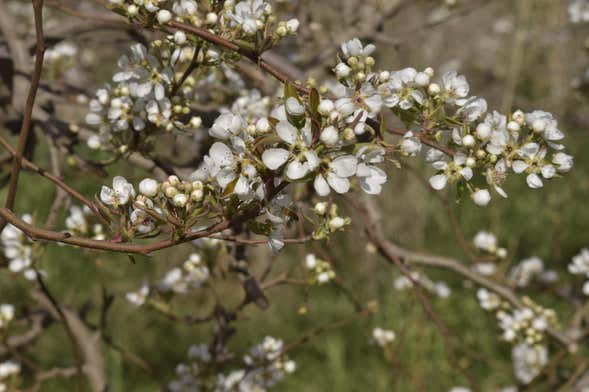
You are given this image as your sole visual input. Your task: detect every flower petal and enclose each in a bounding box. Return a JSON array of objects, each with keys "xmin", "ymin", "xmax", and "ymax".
[{"xmin": 262, "ymin": 148, "xmax": 290, "ymax": 170}]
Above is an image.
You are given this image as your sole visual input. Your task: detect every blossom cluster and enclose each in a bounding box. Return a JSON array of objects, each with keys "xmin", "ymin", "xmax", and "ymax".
[
  {"xmin": 304, "ymin": 254, "xmax": 335, "ymax": 285},
  {"xmin": 1, "ymin": 214, "xmax": 39, "ymax": 280},
  {"xmin": 477, "ymin": 288, "xmax": 556, "ymax": 384},
  {"xmin": 127, "ymin": 252, "xmax": 209, "ymax": 306},
  {"xmin": 393, "ymin": 271, "xmax": 451, "ymax": 298},
  {"xmin": 85, "ymin": 39, "xmax": 204, "ymax": 150},
  {"xmin": 169, "ymin": 337, "xmax": 295, "ymax": 391},
  {"xmin": 109, "ymin": 0, "xmax": 299, "ymax": 41},
  {"xmin": 65, "ymin": 206, "xmax": 106, "ymax": 240}
]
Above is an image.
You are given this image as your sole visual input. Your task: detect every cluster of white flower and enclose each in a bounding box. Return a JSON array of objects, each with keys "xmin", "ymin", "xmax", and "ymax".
[
  {"xmin": 158, "ymin": 253, "xmax": 210, "ymax": 293},
  {"xmin": 0, "ymin": 361, "xmax": 20, "ymax": 391},
  {"xmin": 86, "ymin": 39, "xmax": 204, "ymax": 150},
  {"xmin": 471, "ymin": 230, "xmax": 506, "ymax": 276},
  {"xmin": 569, "ymin": 248, "xmax": 589, "ymax": 295},
  {"xmin": 331, "ymin": 39, "xmax": 573, "ymax": 206},
  {"xmin": 65, "ymin": 206, "xmax": 106, "ymax": 240},
  {"xmin": 508, "ymin": 257, "xmax": 547, "ymax": 287},
  {"xmin": 569, "ymin": 0, "xmax": 589, "ymax": 23},
  {"xmin": 0, "ymin": 304, "xmax": 14, "ymax": 330},
  {"xmin": 511, "ymin": 343, "xmax": 548, "ymax": 385},
  {"xmin": 1, "ymin": 214, "xmax": 38, "ymax": 280},
  {"xmin": 477, "ymin": 288, "xmax": 555, "ymax": 384},
  {"xmin": 304, "ymin": 254, "xmax": 335, "ymax": 285},
  {"xmin": 42, "ymin": 41, "xmax": 78, "ymax": 79},
  {"xmin": 109, "ymin": 0, "xmax": 298, "ymax": 47},
  {"xmin": 169, "ymin": 337, "xmax": 295, "ymax": 391},
  {"xmin": 371, "ymin": 327, "xmax": 396, "ymax": 348},
  {"xmin": 127, "ymin": 252, "xmax": 209, "ymax": 306},
  {"xmin": 97, "ymin": 175, "xmax": 208, "ymax": 238},
  {"xmin": 393, "ymin": 272, "xmax": 451, "ymax": 298}
]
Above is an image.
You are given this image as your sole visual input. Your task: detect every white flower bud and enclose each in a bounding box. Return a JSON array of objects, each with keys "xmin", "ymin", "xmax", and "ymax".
[
  {"xmin": 173, "ymin": 193, "xmax": 188, "ymax": 207},
  {"xmin": 190, "ymin": 116, "xmax": 202, "ymax": 128},
  {"xmin": 318, "ymin": 100, "xmax": 334, "ymax": 116},
  {"xmin": 379, "ymin": 71, "xmax": 390, "ymax": 82},
  {"xmin": 497, "ymin": 248, "xmax": 507, "ymax": 258},
  {"xmin": 174, "ymin": 31, "xmax": 186, "ymax": 45},
  {"xmin": 466, "ymin": 157, "xmax": 476, "ymax": 167},
  {"xmin": 168, "ymin": 175, "xmax": 180, "ymax": 187},
  {"xmin": 286, "ymin": 18, "xmax": 299, "ymax": 33},
  {"xmin": 87, "ymin": 135, "xmax": 101, "ymax": 150},
  {"xmin": 512, "ymin": 109, "xmax": 525, "ymax": 124},
  {"xmin": 206, "ymin": 12, "xmax": 218, "ymax": 25},
  {"xmin": 424, "ymin": 67, "xmax": 435, "ymax": 77},
  {"xmin": 335, "ymin": 63, "xmax": 351, "ymax": 79},
  {"xmin": 475, "ymin": 123, "xmax": 491, "ymax": 140},
  {"xmin": 313, "ymin": 202, "xmax": 327, "ymax": 215},
  {"xmin": 507, "ymin": 121, "xmax": 520, "ymax": 132},
  {"xmin": 414, "ymin": 72, "xmax": 430, "ymax": 87},
  {"xmin": 127, "ymin": 4, "xmax": 138, "ymax": 16},
  {"xmin": 329, "ymin": 217, "xmax": 345, "ymax": 230},
  {"xmin": 462, "ymin": 134, "xmax": 475, "ymax": 147},
  {"xmin": 190, "ymin": 189, "xmax": 203, "ymax": 201},
  {"xmin": 428, "ymin": 83, "xmax": 441, "ymax": 95},
  {"xmin": 532, "ymin": 119, "xmax": 546, "ymax": 133},
  {"xmin": 285, "ymin": 97, "xmax": 305, "ymax": 116},
  {"xmin": 256, "ymin": 117, "xmax": 271, "ymax": 133},
  {"xmin": 471, "ymin": 189, "xmax": 491, "ymax": 206},
  {"xmin": 164, "ymin": 186, "xmax": 178, "ymax": 198},
  {"xmin": 157, "ymin": 10, "xmax": 172, "ymax": 24},
  {"xmin": 320, "ymin": 126, "xmax": 339, "ymax": 146},
  {"xmin": 139, "ymin": 178, "xmax": 158, "ymax": 197}
]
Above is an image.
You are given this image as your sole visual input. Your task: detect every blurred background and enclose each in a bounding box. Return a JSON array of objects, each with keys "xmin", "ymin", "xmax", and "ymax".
[{"xmin": 1, "ymin": 0, "xmax": 589, "ymax": 390}]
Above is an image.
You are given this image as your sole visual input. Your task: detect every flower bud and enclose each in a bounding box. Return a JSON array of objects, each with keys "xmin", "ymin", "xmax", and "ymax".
[
  {"xmin": 424, "ymin": 67, "xmax": 435, "ymax": 77},
  {"xmin": 512, "ymin": 109, "xmax": 525, "ymax": 124},
  {"xmin": 164, "ymin": 186, "xmax": 178, "ymax": 198},
  {"xmin": 415, "ymin": 72, "xmax": 430, "ymax": 87},
  {"xmin": 286, "ymin": 18, "xmax": 299, "ymax": 33},
  {"xmin": 139, "ymin": 178, "xmax": 159, "ymax": 197},
  {"xmin": 318, "ymin": 100, "xmax": 334, "ymax": 116},
  {"xmin": 507, "ymin": 121, "xmax": 520, "ymax": 132},
  {"xmin": 329, "ymin": 217, "xmax": 345, "ymax": 231},
  {"xmin": 256, "ymin": 117, "xmax": 271, "ymax": 133},
  {"xmin": 190, "ymin": 116, "xmax": 202, "ymax": 128},
  {"xmin": 206, "ymin": 12, "xmax": 218, "ymax": 25},
  {"xmin": 174, "ymin": 31, "xmax": 186, "ymax": 45},
  {"xmin": 173, "ymin": 193, "xmax": 188, "ymax": 208},
  {"xmin": 471, "ymin": 189, "xmax": 491, "ymax": 206},
  {"xmin": 127, "ymin": 4, "xmax": 138, "ymax": 16},
  {"xmin": 285, "ymin": 97, "xmax": 305, "ymax": 116},
  {"xmin": 320, "ymin": 126, "xmax": 339, "ymax": 146},
  {"xmin": 466, "ymin": 157, "xmax": 476, "ymax": 167},
  {"xmin": 428, "ymin": 83, "xmax": 441, "ymax": 95},
  {"xmin": 157, "ymin": 10, "xmax": 172, "ymax": 24},
  {"xmin": 462, "ymin": 134, "xmax": 475, "ymax": 147},
  {"xmin": 168, "ymin": 175, "xmax": 180, "ymax": 187},
  {"xmin": 190, "ymin": 189, "xmax": 204, "ymax": 202},
  {"xmin": 334, "ymin": 63, "xmax": 351, "ymax": 79},
  {"xmin": 313, "ymin": 202, "xmax": 327, "ymax": 215},
  {"xmin": 532, "ymin": 119, "xmax": 546, "ymax": 133},
  {"xmin": 475, "ymin": 123, "xmax": 491, "ymax": 140}
]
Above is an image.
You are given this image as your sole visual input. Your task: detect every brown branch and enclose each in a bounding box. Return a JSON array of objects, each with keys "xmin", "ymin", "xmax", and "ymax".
[
  {"xmin": 1, "ymin": 0, "xmax": 46, "ymax": 230},
  {"xmin": 351, "ymin": 196, "xmax": 577, "ymax": 352}
]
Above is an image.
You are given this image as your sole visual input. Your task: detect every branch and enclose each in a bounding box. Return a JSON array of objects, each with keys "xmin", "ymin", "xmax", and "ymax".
[{"xmin": 1, "ymin": 0, "xmax": 46, "ymax": 230}]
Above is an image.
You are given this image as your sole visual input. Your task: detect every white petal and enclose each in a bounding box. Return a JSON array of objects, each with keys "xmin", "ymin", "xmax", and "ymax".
[
  {"xmin": 330, "ymin": 155, "xmax": 358, "ymax": 177},
  {"xmin": 313, "ymin": 174, "xmax": 330, "ymax": 196},
  {"xmin": 304, "ymin": 150, "xmax": 320, "ymax": 171},
  {"xmin": 216, "ymin": 168, "xmax": 237, "ymax": 189},
  {"xmin": 276, "ymin": 121, "xmax": 298, "ymax": 145},
  {"xmin": 209, "ymin": 142, "xmax": 234, "ymax": 167},
  {"xmin": 526, "ymin": 173, "xmax": 543, "ymax": 189},
  {"xmin": 541, "ymin": 164, "xmax": 556, "ymax": 179},
  {"xmin": 429, "ymin": 174, "xmax": 448, "ymax": 190},
  {"xmin": 262, "ymin": 148, "xmax": 290, "ymax": 170},
  {"xmin": 512, "ymin": 160, "xmax": 528, "ymax": 173},
  {"xmin": 286, "ymin": 160, "xmax": 309, "ymax": 180},
  {"xmin": 461, "ymin": 167, "xmax": 473, "ymax": 181},
  {"xmin": 326, "ymin": 173, "xmax": 350, "ymax": 193}
]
